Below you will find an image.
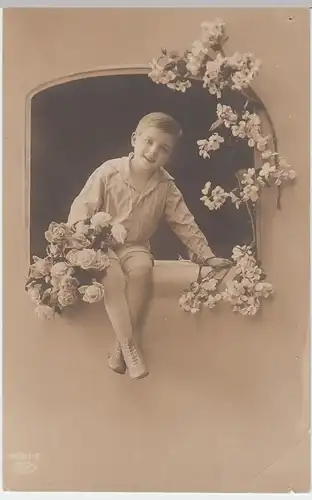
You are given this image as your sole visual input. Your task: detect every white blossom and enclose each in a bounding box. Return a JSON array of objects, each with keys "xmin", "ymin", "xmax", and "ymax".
[
  {"xmin": 228, "ymin": 52, "xmax": 262, "ymax": 90},
  {"xmin": 186, "ymin": 40, "xmax": 208, "ymax": 76},
  {"xmin": 232, "ymin": 120, "xmax": 247, "ymax": 139},
  {"xmin": 203, "ymin": 54, "xmax": 227, "ymax": 98},
  {"xmin": 197, "ymin": 133, "xmax": 224, "ymax": 158},
  {"xmin": 148, "ymin": 58, "xmax": 176, "ymax": 85},
  {"xmin": 201, "ymin": 181, "xmax": 211, "ymax": 196},
  {"xmin": 216, "ymin": 103, "xmax": 238, "ymax": 128},
  {"xmin": 200, "ymin": 18, "xmax": 225, "ymax": 47},
  {"xmin": 241, "ymin": 168, "xmax": 256, "ymax": 185},
  {"xmin": 256, "ymin": 135, "xmax": 270, "ymax": 151},
  {"xmin": 220, "ymin": 245, "xmax": 274, "ymax": 315},
  {"xmin": 212, "ymin": 186, "xmax": 229, "ymax": 206},
  {"xmin": 203, "ymin": 294, "xmax": 222, "ymax": 308},
  {"xmin": 202, "ymin": 278, "xmax": 218, "ymax": 291},
  {"xmin": 242, "ymin": 184, "xmax": 259, "ymax": 202},
  {"xmin": 229, "ymin": 192, "xmax": 242, "ymax": 209},
  {"xmin": 261, "ymin": 149, "xmax": 274, "ymax": 160},
  {"xmin": 167, "ymin": 79, "xmax": 192, "ymax": 92},
  {"xmin": 259, "ymin": 162, "xmax": 277, "ymax": 180},
  {"xmin": 201, "ymin": 185, "xmax": 229, "ymax": 210}
]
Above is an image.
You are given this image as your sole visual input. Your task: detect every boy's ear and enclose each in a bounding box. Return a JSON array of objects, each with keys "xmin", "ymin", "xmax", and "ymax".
[{"xmin": 130, "ymin": 132, "xmax": 136, "ymax": 147}]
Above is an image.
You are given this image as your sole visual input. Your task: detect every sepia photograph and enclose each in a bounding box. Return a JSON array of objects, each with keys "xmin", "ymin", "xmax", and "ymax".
[{"xmin": 2, "ymin": 7, "xmax": 310, "ymax": 493}]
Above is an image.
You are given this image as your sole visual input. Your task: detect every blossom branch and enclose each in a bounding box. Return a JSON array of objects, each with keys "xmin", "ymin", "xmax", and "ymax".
[
  {"xmin": 149, "ymin": 18, "xmax": 296, "ymax": 317},
  {"xmin": 235, "ymin": 172, "xmax": 256, "ymax": 250}
]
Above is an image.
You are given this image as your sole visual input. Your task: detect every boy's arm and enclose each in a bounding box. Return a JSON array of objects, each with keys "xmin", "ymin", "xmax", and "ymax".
[
  {"xmin": 67, "ymin": 166, "xmax": 106, "ymax": 225},
  {"xmin": 164, "ymin": 182, "xmax": 216, "ymax": 261}
]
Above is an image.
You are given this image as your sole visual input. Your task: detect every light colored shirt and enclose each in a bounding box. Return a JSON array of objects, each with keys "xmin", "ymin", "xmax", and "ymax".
[{"xmin": 67, "ymin": 154, "xmax": 215, "ymax": 260}]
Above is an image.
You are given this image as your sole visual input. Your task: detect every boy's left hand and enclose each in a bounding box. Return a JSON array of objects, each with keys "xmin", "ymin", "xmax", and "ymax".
[
  {"xmin": 193, "ymin": 255, "xmax": 232, "ymax": 269},
  {"xmin": 204, "ymin": 257, "xmax": 233, "ymax": 269}
]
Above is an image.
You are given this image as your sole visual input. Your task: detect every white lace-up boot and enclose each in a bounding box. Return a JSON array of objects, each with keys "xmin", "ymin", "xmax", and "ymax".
[
  {"xmin": 121, "ymin": 338, "xmax": 149, "ymax": 380},
  {"xmin": 108, "ymin": 341, "xmax": 127, "ymax": 375}
]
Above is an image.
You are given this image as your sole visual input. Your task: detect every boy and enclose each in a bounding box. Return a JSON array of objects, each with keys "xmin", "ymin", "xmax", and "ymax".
[{"xmin": 67, "ymin": 112, "xmax": 231, "ymax": 380}]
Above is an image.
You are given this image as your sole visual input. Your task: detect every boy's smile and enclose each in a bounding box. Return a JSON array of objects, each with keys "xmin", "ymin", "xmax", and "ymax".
[{"xmin": 131, "ymin": 127, "xmax": 176, "ymax": 173}]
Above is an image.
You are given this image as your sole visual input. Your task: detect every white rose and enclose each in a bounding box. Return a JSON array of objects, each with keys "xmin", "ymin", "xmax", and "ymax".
[
  {"xmin": 29, "ymin": 256, "xmax": 52, "ymax": 278},
  {"xmin": 48, "ymin": 244, "xmax": 63, "ymax": 258},
  {"xmin": 57, "ymin": 289, "xmax": 79, "ymax": 308},
  {"xmin": 27, "ymin": 285, "xmax": 41, "ymax": 304},
  {"xmin": 66, "ymin": 249, "xmax": 97, "ymax": 269},
  {"xmin": 66, "ymin": 232, "xmax": 91, "ymax": 250},
  {"xmin": 51, "ymin": 261, "xmax": 74, "ymax": 279},
  {"xmin": 78, "ymin": 282, "xmax": 105, "ymax": 303},
  {"xmin": 90, "ymin": 212, "xmax": 112, "ymax": 228},
  {"xmin": 35, "ymin": 304, "xmax": 55, "ymax": 320},
  {"xmin": 74, "ymin": 221, "xmax": 90, "ymax": 235},
  {"xmin": 59, "ymin": 276, "xmax": 80, "ymax": 290},
  {"xmin": 93, "ymin": 250, "xmax": 110, "ymax": 272},
  {"xmin": 45, "ymin": 222, "xmax": 72, "ymax": 243},
  {"xmin": 111, "ymin": 224, "xmax": 127, "ymax": 244}
]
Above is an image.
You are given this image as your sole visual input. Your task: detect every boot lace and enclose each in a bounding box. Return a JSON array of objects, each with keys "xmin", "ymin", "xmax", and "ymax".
[
  {"xmin": 124, "ymin": 339, "xmax": 140, "ymax": 366},
  {"xmin": 115, "ymin": 342, "xmax": 124, "ymax": 360}
]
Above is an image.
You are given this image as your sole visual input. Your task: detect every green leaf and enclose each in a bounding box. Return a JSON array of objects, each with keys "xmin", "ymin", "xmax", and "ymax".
[
  {"xmin": 164, "ymin": 61, "xmax": 176, "ymax": 71},
  {"xmin": 54, "ymin": 305, "xmax": 62, "ymax": 315},
  {"xmin": 41, "ymin": 288, "xmax": 52, "ymax": 302},
  {"xmin": 209, "ymin": 118, "xmax": 223, "ymax": 132},
  {"xmin": 177, "ymin": 60, "xmax": 187, "ymax": 76}
]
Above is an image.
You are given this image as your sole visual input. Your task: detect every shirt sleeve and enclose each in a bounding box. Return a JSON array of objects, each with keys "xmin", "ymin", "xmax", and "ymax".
[
  {"xmin": 164, "ymin": 182, "xmax": 215, "ymax": 261},
  {"xmin": 67, "ymin": 166, "xmax": 106, "ymax": 225}
]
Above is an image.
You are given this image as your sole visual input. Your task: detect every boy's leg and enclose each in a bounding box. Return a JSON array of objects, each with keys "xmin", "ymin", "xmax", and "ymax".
[
  {"xmin": 101, "ymin": 255, "xmax": 133, "ymax": 339},
  {"xmin": 102, "ymin": 249, "xmax": 149, "ymax": 379},
  {"xmin": 119, "ymin": 248, "xmax": 154, "ymax": 334}
]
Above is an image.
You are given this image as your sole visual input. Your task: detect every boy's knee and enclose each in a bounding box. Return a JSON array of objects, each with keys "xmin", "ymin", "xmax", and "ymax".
[
  {"xmin": 103, "ymin": 262, "xmax": 126, "ymax": 295},
  {"xmin": 128, "ymin": 265, "xmax": 152, "ymax": 281},
  {"xmin": 124, "ymin": 255, "xmax": 153, "ymax": 281}
]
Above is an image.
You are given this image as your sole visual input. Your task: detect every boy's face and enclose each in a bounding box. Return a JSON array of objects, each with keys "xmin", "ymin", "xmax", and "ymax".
[{"xmin": 131, "ymin": 127, "xmax": 177, "ymax": 173}]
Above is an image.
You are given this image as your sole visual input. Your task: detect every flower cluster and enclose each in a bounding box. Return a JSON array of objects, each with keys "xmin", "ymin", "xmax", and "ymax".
[
  {"xmin": 149, "ymin": 19, "xmax": 227, "ymax": 91},
  {"xmin": 216, "ymin": 103, "xmax": 238, "ymax": 128},
  {"xmin": 148, "ymin": 20, "xmax": 261, "ymax": 99},
  {"xmin": 200, "ymin": 181, "xmax": 234, "ymax": 210},
  {"xmin": 185, "ymin": 18, "xmax": 225, "ymax": 77},
  {"xmin": 227, "ymin": 52, "xmax": 262, "ymax": 90},
  {"xmin": 148, "ymin": 52, "xmax": 191, "ymax": 93},
  {"xmin": 257, "ymin": 152, "xmax": 296, "ymax": 187},
  {"xmin": 231, "ymin": 110, "xmax": 269, "ymax": 151},
  {"xmin": 25, "ymin": 213, "xmax": 127, "ymax": 320},
  {"xmin": 197, "ymin": 133, "xmax": 224, "ymax": 158},
  {"xmin": 202, "ymin": 52, "xmax": 261, "ymax": 98},
  {"xmin": 199, "ymin": 159, "xmax": 296, "ymax": 212},
  {"xmin": 200, "ymin": 18, "xmax": 226, "ymax": 48},
  {"xmin": 198, "ymin": 103, "xmax": 296, "ymax": 209},
  {"xmin": 179, "ymin": 267, "xmax": 223, "ymax": 313},
  {"xmin": 222, "ymin": 246, "xmax": 274, "ymax": 316},
  {"xmin": 202, "ymin": 53, "xmax": 228, "ymax": 98},
  {"xmin": 179, "ymin": 246, "xmax": 274, "ymax": 316}
]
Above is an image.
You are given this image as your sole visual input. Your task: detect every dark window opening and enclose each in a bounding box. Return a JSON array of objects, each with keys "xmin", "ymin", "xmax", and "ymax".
[{"xmin": 30, "ymin": 73, "xmax": 254, "ymax": 261}]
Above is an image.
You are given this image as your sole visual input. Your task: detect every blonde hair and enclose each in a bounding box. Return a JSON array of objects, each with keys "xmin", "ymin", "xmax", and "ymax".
[{"xmin": 135, "ymin": 112, "xmax": 183, "ymax": 140}]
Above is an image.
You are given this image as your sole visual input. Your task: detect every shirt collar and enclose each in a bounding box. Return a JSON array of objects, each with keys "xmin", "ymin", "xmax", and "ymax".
[{"xmin": 115, "ymin": 153, "xmax": 175, "ymax": 189}]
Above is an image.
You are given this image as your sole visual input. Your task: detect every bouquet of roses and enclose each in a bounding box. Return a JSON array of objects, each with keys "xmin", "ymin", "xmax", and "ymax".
[{"xmin": 25, "ymin": 212, "xmax": 127, "ymax": 320}]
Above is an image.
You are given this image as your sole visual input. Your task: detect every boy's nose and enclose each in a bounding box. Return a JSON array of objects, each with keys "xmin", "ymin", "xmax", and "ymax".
[{"xmin": 146, "ymin": 145, "xmax": 158, "ymax": 158}]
